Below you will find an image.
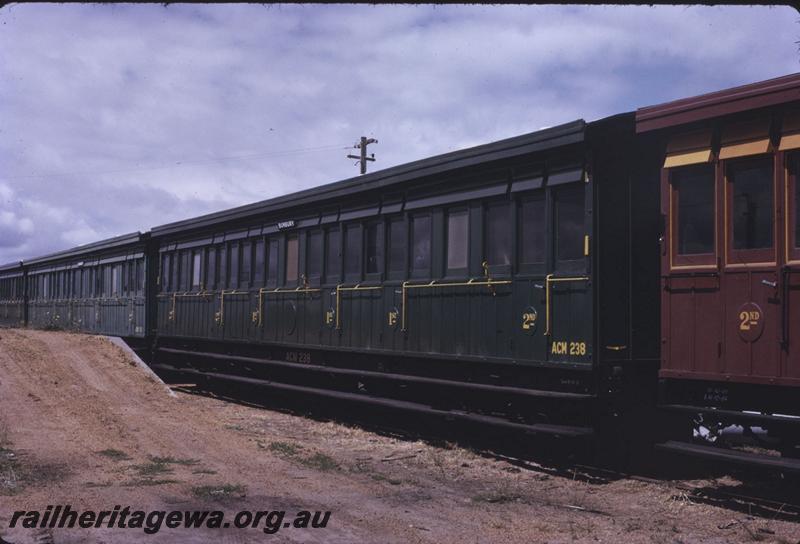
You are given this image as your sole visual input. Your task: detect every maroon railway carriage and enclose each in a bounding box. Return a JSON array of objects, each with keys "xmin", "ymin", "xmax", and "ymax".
[{"xmin": 636, "ymin": 73, "xmax": 800, "ymax": 470}]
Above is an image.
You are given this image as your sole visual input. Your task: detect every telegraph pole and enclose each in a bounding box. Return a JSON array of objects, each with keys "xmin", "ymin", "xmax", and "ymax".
[{"xmin": 347, "ymin": 136, "xmax": 378, "ymax": 174}]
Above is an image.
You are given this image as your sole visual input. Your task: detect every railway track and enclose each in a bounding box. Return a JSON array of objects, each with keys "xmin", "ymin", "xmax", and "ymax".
[{"xmin": 164, "ymin": 374, "xmax": 800, "ymax": 524}]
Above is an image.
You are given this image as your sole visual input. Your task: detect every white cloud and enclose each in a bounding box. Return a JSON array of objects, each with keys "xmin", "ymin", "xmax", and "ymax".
[{"xmin": 0, "ymin": 4, "xmax": 797, "ymax": 263}]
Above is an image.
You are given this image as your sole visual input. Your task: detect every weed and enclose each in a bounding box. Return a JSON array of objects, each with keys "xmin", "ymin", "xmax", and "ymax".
[
  {"xmin": 97, "ymin": 449, "xmax": 131, "ymax": 461},
  {"xmin": 472, "ymin": 487, "xmax": 521, "ymax": 504},
  {"xmin": 149, "ymin": 456, "xmax": 200, "ymax": 466},
  {"xmin": 370, "ymin": 473, "xmax": 403, "ymax": 485},
  {"xmin": 300, "ymin": 453, "xmax": 339, "ymax": 472},
  {"xmin": 191, "ymin": 484, "xmax": 246, "ymax": 501},
  {"xmin": 268, "ymin": 441, "xmax": 300, "ymax": 457},
  {"xmin": 132, "ymin": 461, "xmax": 173, "ymax": 477},
  {"xmin": 123, "ymin": 479, "xmax": 180, "ymax": 487}
]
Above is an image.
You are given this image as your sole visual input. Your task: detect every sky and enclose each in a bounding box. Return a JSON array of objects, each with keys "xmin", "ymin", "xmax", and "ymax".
[{"xmin": 1, "ymin": 4, "xmax": 798, "ymax": 264}]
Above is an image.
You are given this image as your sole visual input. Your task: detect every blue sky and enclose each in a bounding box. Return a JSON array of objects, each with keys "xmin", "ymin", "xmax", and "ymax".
[{"xmin": 0, "ymin": 4, "xmax": 798, "ymax": 263}]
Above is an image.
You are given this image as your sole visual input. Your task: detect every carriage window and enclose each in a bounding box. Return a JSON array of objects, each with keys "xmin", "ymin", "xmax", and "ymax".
[
  {"xmin": 240, "ymin": 242, "xmax": 252, "ymax": 286},
  {"xmin": 161, "ymin": 254, "xmax": 170, "ymax": 290},
  {"xmin": 555, "ymin": 188, "xmax": 584, "ymax": 262},
  {"xmin": 112, "ymin": 265, "xmax": 120, "ymax": 296},
  {"xmin": 672, "ymin": 164, "xmax": 715, "ymax": 255},
  {"xmin": 365, "ymin": 222, "xmax": 383, "ymax": 274},
  {"xmin": 136, "ymin": 261, "xmax": 144, "ymax": 294},
  {"xmin": 729, "ymin": 157, "xmax": 773, "ymax": 250},
  {"xmin": 228, "ymin": 244, "xmax": 239, "ymax": 289},
  {"xmin": 345, "ymin": 225, "xmax": 361, "ymax": 277},
  {"xmin": 206, "ymin": 248, "xmax": 217, "ymax": 290},
  {"xmin": 192, "ymin": 251, "xmax": 202, "ymax": 289},
  {"xmin": 794, "ymin": 155, "xmax": 800, "ymax": 248},
  {"xmin": 388, "ymin": 218, "xmax": 406, "ymax": 274},
  {"xmin": 326, "ymin": 229, "xmax": 340, "ymax": 281},
  {"xmin": 307, "ymin": 230, "xmax": 322, "ymax": 279},
  {"xmin": 447, "ymin": 210, "xmax": 468, "ymax": 270},
  {"xmin": 253, "ymin": 240, "xmax": 265, "ymax": 286},
  {"xmin": 486, "ymin": 203, "xmax": 511, "ymax": 266},
  {"xmin": 267, "ymin": 239, "xmax": 278, "ymax": 286},
  {"xmin": 217, "ymin": 246, "xmax": 226, "ymax": 288},
  {"xmin": 182, "ymin": 252, "xmax": 192, "ymax": 291},
  {"xmin": 285, "ymin": 235, "xmax": 299, "ymax": 283},
  {"xmin": 411, "ymin": 215, "xmax": 431, "ymax": 274},
  {"xmin": 520, "ymin": 197, "xmax": 546, "ymax": 264},
  {"xmin": 126, "ymin": 262, "xmax": 134, "ymax": 295}
]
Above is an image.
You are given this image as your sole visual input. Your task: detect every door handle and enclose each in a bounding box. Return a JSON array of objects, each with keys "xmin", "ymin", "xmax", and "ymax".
[{"xmin": 761, "ymin": 279, "xmax": 777, "ymax": 288}]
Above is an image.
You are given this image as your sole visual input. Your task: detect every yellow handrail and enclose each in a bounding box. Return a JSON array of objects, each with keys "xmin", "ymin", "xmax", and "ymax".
[
  {"xmin": 335, "ymin": 284, "xmax": 383, "ymax": 330},
  {"xmin": 161, "ymin": 291, "xmax": 214, "ymax": 321},
  {"xmin": 255, "ymin": 285, "xmax": 322, "ymax": 327},
  {"xmin": 400, "ymin": 276, "xmax": 512, "ymax": 332},
  {"xmin": 215, "ymin": 289, "xmax": 248, "ymax": 326},
  {"xmin": 544, "ymin": 274, "xmax": 590, "ymax": 336}
]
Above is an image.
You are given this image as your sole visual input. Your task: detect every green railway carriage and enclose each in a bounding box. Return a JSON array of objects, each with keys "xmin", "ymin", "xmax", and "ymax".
[
  {"xmin": 23, "ymin": 233, "xmax": 150, "ymax": 338},
  {"xmin": 0, "ymin": 262, "xmax": 26, "ymax": 328},
  {"xmin": 149, "ymin": 114, "xmax": 662, "ymax": 441}
]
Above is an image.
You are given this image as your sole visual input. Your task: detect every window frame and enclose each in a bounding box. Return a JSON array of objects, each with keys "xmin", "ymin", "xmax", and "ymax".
[
  {"xmin": 324, "ymin": 227, "xmax": 341, "ymax": 284},
  {"xmin": 305, "ymin": 229, "xmax": 323, "ymax": 284},
  {"xmin": 253, "ymin": 238, "xmax": 265, "ymax": 287},
  {"xmin": 387, "ymin": 215, "xmax": 407, "ymax": 281},
  {"xmin": 364, "ymin": 220, "xmax": 384, "ymax": 281},
  {"xmin": 667, "ymin": 163, "xmax": 718, "ymax": 270},
  {"xmin": 410, "ymin": 213, "xmax": 432, "ymax": 279},
  {"xmin": 552, "ymin": 184, "xmax": 587, "ymax": 274},
  {"xmin": 240, "ymin": 242, "xmax": 252, "ymax": 289},
  {"xmin": 266, "ymin": 237, "xmax": 278, "ymax": 288},
  {"xmin": 484, "ymin": 199, "xmax": 513, "ymax": 277},
  {"xmin": 343, "ymin": 223, "xmax": 363, "ymax": 282},
  {"xmin": 284, "ymin": 234, "xmax": 299, "ymax": 286},
  {"xmin": 445, "ymin": 207, "xmax": 469, "ymax": 277},
  {"xmin": 191, "ymin": 251, "xmax": 202, "ymax": 290},
  {"xmin": 206, "ymin": 247, "xmax": 217, "ymax": 291},
  {"xmin": 724, "ymin": 154, "xmax": 777, "ymax": 267},
  {"xmin": 228, "ymin": 243, "xmax": 240, "ymax": 289},
  {"xmin": 787, "ymin": 151, "xmax": 800, "ymax": 264},
  {"xmin": 516, "ymin": 192, "xmax": 547, "ymax": 275}
]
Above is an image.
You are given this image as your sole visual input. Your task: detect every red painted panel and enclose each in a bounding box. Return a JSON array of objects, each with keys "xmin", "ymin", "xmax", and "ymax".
[
  {"xmin": 748, "ymin": 272, "xmax": 781, "ymax": 378},
  {"xmin": 722, "ymin": 273, "xmax": 751, "ymax": 376},
  {"xmin": 694, "ymin": 288, "xmax": 722, "ymax": 375},
  {"xmin": 786, "ymin": 271, "xmax": 800, "ymax": 379},
  {"xmin": 667, "ymin": 285, "xmax": 695, "ymax": 372}
]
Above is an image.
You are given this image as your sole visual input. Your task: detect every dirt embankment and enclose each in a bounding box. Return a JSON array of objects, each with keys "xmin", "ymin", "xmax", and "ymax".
[{"xmin": 0, "ymin": 329, "xmax": 799, "ymax": 543}]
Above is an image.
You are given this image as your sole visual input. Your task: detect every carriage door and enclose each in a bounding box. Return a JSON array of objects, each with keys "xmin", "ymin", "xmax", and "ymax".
[
  {"xmin": 783, "ymin": 144, "xmax": 800, "ymax": 379},
  {"xmin": 719, "ymin": 120, "xmax": 781, "ymax": 380}
]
